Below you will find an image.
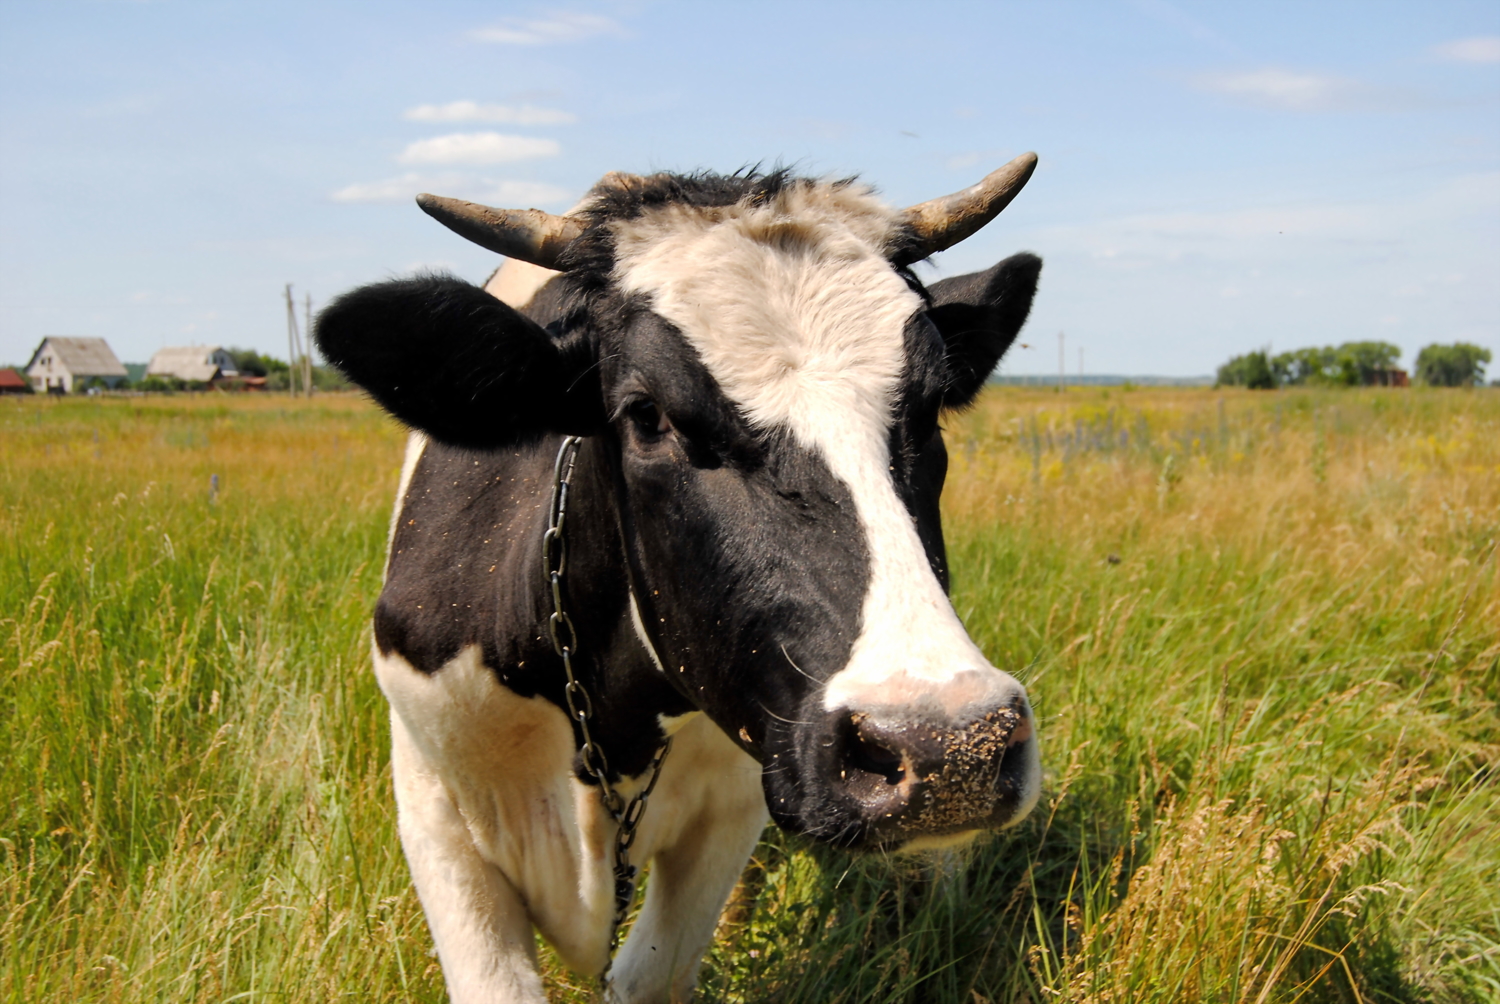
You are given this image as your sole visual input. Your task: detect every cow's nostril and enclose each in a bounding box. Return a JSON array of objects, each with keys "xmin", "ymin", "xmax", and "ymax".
[{"xmin": 847, "ymin": 722, "xmax": 905, "ymax": 786}]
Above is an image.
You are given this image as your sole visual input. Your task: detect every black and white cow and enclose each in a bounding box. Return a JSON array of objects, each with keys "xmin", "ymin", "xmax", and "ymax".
[{"xmin": 315, "ymin": 155, "xmax": 1044, "ymax": 1004}]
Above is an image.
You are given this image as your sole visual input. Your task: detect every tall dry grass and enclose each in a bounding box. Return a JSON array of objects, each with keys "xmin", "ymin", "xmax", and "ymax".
[
  {"xmin": 1, "ymin": 395, "xmax": 442, "ymax": 1001},
  {"xmin": 3, "ymin": 387, "xmax": 1497, "ymax": 1003}
]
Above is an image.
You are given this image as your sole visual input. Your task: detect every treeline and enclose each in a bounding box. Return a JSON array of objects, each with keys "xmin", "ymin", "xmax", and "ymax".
[{"xmin": 1217, "ymin": 341, "xmax": 1492, "ymax": 389}]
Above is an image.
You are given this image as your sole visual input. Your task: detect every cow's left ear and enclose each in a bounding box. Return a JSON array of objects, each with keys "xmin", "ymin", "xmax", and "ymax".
[
  {"xmin": 925, "ymin": 252, "xmax": 1042, "ymax": 409},
  {"xmin": 315, "ymin": 274, "xmax": 603, "ymax": 449}
]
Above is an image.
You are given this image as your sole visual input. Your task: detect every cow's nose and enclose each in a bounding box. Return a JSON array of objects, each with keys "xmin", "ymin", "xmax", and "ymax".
[{"xmin": 828, "ymin": 698, "xmax": 1036, "ymax": 840}]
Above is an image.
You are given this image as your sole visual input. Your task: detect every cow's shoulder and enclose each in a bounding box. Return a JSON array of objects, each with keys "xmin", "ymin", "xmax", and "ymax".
[{"xmin": 376, "ymin": 439, "xmax": 553, "ymax": 683}]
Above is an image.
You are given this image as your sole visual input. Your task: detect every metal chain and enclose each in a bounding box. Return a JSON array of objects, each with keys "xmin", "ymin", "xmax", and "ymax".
[{"xmin": 543, "ymin": 434, "xmax": 672, "ymax": 993}]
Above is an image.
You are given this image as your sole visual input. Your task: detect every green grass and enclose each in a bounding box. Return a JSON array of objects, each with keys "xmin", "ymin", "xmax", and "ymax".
[{"xmin": 3, "ymin": 388, "xmax": 1497, "ymax": 1003}]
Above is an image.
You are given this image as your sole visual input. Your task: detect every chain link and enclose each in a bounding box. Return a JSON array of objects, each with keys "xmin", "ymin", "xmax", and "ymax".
[{"xmin": 543, "ymin": 435, "xmax": 671, "ymax": 993}]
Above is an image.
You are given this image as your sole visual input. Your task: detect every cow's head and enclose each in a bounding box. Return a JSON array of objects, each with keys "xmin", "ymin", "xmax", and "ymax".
[{"xmin": 317, "ymin": 157, "xmax": 1044, "ymax": 850}]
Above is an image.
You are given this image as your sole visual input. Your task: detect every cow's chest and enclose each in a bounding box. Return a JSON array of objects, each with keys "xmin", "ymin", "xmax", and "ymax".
[
  {"xmin": 377, "ymin": 643, "xmax": 614, "ymax": 966},
  {"xmin": 377, "ymin": 641, "xmax": 764, "ymax": 976}
]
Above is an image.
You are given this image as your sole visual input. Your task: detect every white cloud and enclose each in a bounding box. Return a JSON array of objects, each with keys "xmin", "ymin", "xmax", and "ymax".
[
  {"xmin": 1195, "ymin": 68, "xmax": 1362, "ymax": 111},
  {"xmin": 1432, "ymin": 36, "xmax": 1500, "ymax": 63},
  {"xmin": 470, "ymin": 12, "xmax": 625, "ymax": 46},
  {"xmin": 331, "ymin": 173, "xmax": 570, "ymax": 206},
  {"xmin": 403, "ymin": 101, "xmax": 576, "ymax": 125},
  {"xmin": 397, "ymin": 132, "xmax": 560, "ymax": 166}
]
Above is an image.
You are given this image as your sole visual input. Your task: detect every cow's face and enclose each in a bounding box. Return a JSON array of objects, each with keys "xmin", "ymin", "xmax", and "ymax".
[
  {"xmin": 593, "ymin": 187, "xmax": 1041, "ymax": 847},
  {"xmin": 317, "ymin": 169, "xmax": 1043, "ymax": 850}
]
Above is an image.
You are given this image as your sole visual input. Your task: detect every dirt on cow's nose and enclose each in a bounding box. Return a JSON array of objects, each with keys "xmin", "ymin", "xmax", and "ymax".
[{"xmin": 830, "ymin": 701, "xmax": 1034, "ymax": 838}]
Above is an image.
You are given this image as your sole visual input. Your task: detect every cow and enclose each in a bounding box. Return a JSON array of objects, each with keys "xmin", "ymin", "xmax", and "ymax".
[{"xmin": 314, "ymin": 153, "xmax": 1045, "ymax": 1004}]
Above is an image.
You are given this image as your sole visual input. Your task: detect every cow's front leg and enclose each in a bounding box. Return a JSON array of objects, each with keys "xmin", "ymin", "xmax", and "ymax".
[
  {"xmin": 607, "ymin": 716, "xmax": 768, "ymax": 1003},
  {"xmin": 391, "ymin": 714, "xmax": 547, "ymax": 1004}
]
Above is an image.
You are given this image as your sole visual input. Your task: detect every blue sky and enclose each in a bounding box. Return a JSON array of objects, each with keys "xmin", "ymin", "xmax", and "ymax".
[{"xmin": 1, "ymin": 0, "xmax": 1496, "ymax": 376}]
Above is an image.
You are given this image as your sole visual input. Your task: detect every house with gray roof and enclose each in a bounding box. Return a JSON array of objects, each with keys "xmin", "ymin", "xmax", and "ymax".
[
  {"xmin": 25, "ymin": 337, "xmax": 128, "ymax": 393},
  {"xmin": 146, "ymin": 345, "xmax": 240, "ymax": 384}
]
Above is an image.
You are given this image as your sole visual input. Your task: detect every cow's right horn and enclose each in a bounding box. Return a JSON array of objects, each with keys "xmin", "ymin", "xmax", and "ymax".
[
  {"xmin": 416, "ymin": 195, "xmax": 585, "ymax": 271},
  {"xmin": 896, "ymin": 152, "xmax": 1038, "ymax": 263}
]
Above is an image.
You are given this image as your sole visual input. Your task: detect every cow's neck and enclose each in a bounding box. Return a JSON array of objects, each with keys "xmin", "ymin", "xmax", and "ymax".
[{"xmin": 530, "ymin": 434, "xmax": 694, "ymax": 782}]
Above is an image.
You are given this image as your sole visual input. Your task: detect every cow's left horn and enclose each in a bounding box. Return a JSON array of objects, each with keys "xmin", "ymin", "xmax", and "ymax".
[
  {"xmin": 416, "ymin": 194, "xmax": 585, "ymax": 270},
  {"xmin": 897, "ymin": 152, "xmax": 1038, "ymax": 263}
]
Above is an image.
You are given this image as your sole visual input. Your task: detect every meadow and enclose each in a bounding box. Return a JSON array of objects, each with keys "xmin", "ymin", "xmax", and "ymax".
[{"xmin": 2, "ymin": 387, "xmax": 1496, "ymax": 1003}]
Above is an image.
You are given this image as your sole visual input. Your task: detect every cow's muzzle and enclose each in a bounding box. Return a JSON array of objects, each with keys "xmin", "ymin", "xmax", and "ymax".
[{"xmin": 778, "ymin": 695, "xmax": 1039, "ymax": 849}]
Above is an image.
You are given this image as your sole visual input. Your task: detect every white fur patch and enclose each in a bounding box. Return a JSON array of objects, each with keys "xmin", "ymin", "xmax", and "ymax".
[
  {"xmin": 629, "ymin": 591, "xmax": 668, "ymax": 675},
  {"xmin": 612, "ymin": 183, "xmax": 1030, "ymax": 723},
  {"xmin": 657, "ymin": 710, "xmax": 702, "ymax": 737},
  {"xmin": 485, "ymin": 258, "xmax": 558, "ymax": 309},
  {"xmin": 378, "ymin": 642, "xmax": 764, "ymax": 1002}
]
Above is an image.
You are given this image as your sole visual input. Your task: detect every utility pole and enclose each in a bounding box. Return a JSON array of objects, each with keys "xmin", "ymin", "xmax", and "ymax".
[
  {"xmin": 303, "ymin": 292, "xmax": 314, "ymax": 396},
  {"xmin": 1058, "ymin": 331, "xmax": 1066, "ymax": 393},
  {"xmin": 284, "ymin": 283, "xmax": 300, "ymax": 397}
]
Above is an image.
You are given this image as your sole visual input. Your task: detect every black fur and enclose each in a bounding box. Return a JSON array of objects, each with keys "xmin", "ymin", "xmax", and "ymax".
[
  {"xmin": 888, "ymin": 313, "xmax": 951, "ymax": 587},
  {"xmin": 377, "ymin": 435, "xmax": 695, "ymax": 780},
  {"xmin": 314, "ymin": 274, "xmax": 603, "ymax": 449},
  {"xmin": 600, "ymin": 313, "xmax": 870, "ymax": 761}
]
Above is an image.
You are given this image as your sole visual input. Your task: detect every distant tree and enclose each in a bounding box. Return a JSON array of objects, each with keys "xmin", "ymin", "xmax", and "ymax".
[
  {"xmin": 1415, "ymin": 343, "xmax": 1492, "ymax": 387},
  {"xmin": 1266, "ymin": 342, "xmax": 1403, "ymax": 387},
  {"xmin": 1271, "ymin": 347, "xmax": 1337, "ymax": 386},
  {"xmin": 1332, "ymin": 341, "xmax": 1401, "ymax": 386},
  {"xmin": 261, "ymin": 363, "xmax": 350, "ymax": 392},
  {"xmin": 311, "ymin": 365, "xmax": 351, "ymax": 391},
  {"xmin": 1216, "ymin": 350, "xmax": 1276, "ymax": 389},
  {"xmin": 227, "ymin": 347, "xmax": 290, "ymax": 378}
]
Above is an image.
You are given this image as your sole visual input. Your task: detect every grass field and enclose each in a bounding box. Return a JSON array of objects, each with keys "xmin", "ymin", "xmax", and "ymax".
[{"xmin": 3, "ymin": 387, "xmax": 1497, "ymax": 1003}]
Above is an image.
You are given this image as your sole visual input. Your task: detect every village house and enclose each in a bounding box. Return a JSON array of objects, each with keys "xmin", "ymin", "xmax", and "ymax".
[
  {"xmin": 0, "ymin": 368, "xmax": 30, "ymax": 394},
  {"xmin": 146, "ymin": 345, "xmax": 241, "ymax": 384},
  {"xmin": 25, "ymin": 337, "xmax": 128, "ymax": 393}
]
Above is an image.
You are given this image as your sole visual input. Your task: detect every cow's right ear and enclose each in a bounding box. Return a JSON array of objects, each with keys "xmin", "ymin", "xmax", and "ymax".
[{"xmin": 315, "ymin": 275, "xmax": 603, "ymax": 449}]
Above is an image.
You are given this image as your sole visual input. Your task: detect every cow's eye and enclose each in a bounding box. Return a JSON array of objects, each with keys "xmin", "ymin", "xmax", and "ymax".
[{"xmin": 627, "ymin": 398, "xmax": 671, "ymax": 437}]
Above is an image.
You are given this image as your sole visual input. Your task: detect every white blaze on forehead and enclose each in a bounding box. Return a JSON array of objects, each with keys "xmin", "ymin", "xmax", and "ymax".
[{"xmin": 613, "ymin": 184, "xmax": 1025, "ymax": 720}]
